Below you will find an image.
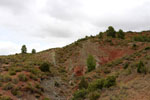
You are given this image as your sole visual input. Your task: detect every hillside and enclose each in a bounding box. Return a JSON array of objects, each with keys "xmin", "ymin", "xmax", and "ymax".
[{"xmin": 0, "ymin": 27, "xmax": 150, "ymax": 100}]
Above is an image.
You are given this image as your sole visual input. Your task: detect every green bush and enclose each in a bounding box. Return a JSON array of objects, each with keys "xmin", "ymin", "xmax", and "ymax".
[
  {"xmin": 145, "ymin": 46, "xmax": 150, "ymax": 50},
  {"xmin": 12, "ymin": 78, "xmax": 19, "ymax": 84},
  {"xmin": 39, "ymin": 62, "xmax": 50, "ymax": 72},
  {"xmin": 137, "ymin": 61, "xmax": 147, "ymax": 74},
  {"xmin": 89, "ymin": 91, "xmax": 100, "ymax": 100},
  {"xmin": 29, "ymin": 74, "xmax": 38, "ymax": 81},
  {"xmin": 133, "ymin": 35, "xmax": 150, "ymax": 42},
  {"xmin": 87, "ymin": 55, "xmax": 96, "ymax": 72},
  {"xmin": 106, "ymin": 26, "xmax": 116, "ymax": 38},
  {"xmin": 9, "ymin": 70, "xmax": 16, "ymax": 75},
  {"xmin": 3, "ymin": 75, "xmax": 12, "ymax": 82},
  {"xmin": 18, "ymin": 73, "xmax": 28, "ymax": 82},
  {"xmin": 88, "ymin": 79, "xmax": 105, "ymax": 92},
  {"xmin": 123, "ymin": 62, "xmax": 129, "ymax": 69},
  {"xmin": 117, "ymin": 29, "xmax": 125, "ymax": 39},
  {"xmin": 32, "ymin": 49, "xmax": 36, "ymax": 54},
  {"xmin": 3, "ymin": 82, "xmax": 14, "ymax": 90},
  {"xmin": 78, "ymin": 77, "xmax": 88, "ymax": 89},
  {"xmin": 132, "ymin": 44, "xmax": 137, "ymax": 50},
  {"xmin": 73, "ymin": 89, "xmax": 88, "ymax": 100},
  {"xmin": 0, "ymin": 96, "xmax": 12, "ymax": 100},
  {"xmin": 43, "ymin": 98, "xmax": 51, "ymax": 100},
  {"xmin": 104, "ymin": 76, "xmax": 116, "ymax": 88}
]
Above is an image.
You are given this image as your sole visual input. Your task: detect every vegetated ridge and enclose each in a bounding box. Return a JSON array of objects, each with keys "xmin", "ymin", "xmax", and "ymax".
[{"xmin": 0, "ymin": 26, "xmax": 150, "ymax": 100}]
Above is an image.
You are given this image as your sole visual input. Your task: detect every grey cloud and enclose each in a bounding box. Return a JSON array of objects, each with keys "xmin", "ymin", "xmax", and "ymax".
[
  {"xmin": 92, "ymin": 1, "xmax": 150, "ymax": 31},
  {"xmin": 0, "ymin": 0, "xmax": 34, "ymax": 14},
  {"xmin": 45, "ymin": 0, "xmax": 86, "ymax": 21}
]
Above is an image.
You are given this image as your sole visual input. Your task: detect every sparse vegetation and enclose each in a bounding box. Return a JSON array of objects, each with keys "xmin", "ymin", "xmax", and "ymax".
[
  {"xmin": 18, "ymin": 73, "xmax": 28, "ymax": 82},
  {"xmin": 137, "ymin": 61, "xmax": 147, "ymax": 74},
  {"xmin": 78, "ymin": 77, "xmax": 88, "ymax": 89}
]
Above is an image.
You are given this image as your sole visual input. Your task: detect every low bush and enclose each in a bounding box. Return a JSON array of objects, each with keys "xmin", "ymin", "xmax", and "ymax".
[
  {"xmin": 18, "ymin": 73, "xmax": 28, "ymax": 82},
  {"xmin": 3, "ymin": 82, "xmax": 14, "ymax": 90},
  {"xmin": 72, "ymin": 89, "xmax": 88, "ymax": 100},
  {"xmin": 3, "ymin": 75, "xmax": 12, "ymax": 82},
  {"xmin": 88, "ymin": 79, "xmax": 105, "ymax": 92},
  {"xmin": 12, "ymin": 78, "xmax": 19, "ymax": 84},
  {"xmin": 123, "ymin": 62, "xmax": 129, "ymax": 69},
  {"xmin": 137, "ymin": 61, "xmax": 147, "ymax": 74},
  {"xmin": 104, "ymin": 76, "xmax": 116, "ymax": 88},
  {"xmin": 9, "ymin": 70, "xmax": 16, "ymax": 76},
  {"xmin": 133, "ymin": 35, "xmax": 150, "ymax": 42},
  {"xmin": 39, "ymin": 62, "xmax": 50, "ymax": 72},
  {"xmin": 89, "ymin": 91, "xmax": 100, "ymax": 100},
  {"xmin": 0, "ymin": 96, "xmax": 11, "ymax": 100},
  {"xmin": 78, "ymin": 77, "xmax": 88, "ymax": 89}
]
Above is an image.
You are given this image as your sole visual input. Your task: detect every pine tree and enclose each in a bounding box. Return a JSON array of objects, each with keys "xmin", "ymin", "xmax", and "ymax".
[{"xmin": 21, "ymin": 45, "xmax": 27, "ymax": 54}]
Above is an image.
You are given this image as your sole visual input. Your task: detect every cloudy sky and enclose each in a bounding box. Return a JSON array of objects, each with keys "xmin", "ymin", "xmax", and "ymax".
[{"xmin": 0, "ymin": 0, "xmax": 150, "ymax": 55}]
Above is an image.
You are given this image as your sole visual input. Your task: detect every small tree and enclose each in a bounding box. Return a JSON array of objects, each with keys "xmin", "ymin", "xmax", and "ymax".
[
  {"xmin": 32, "ymin": 49, "xmax": 36, "ymax": 54},
  {"xmin": 117, "ymin": 29, "xmax": 125, "ymax": 39},
  {"xmin": 106, "ymin": 26, "xmax": 116, "ymax": 38},
  {"xmin": 21, "ymin": 45, "xmax": 27, "ymax": 54},
  {"xmin": 87, "ymin": 55, "xmax": 96, "ymax": 72},
  {"xmin": 78, "ymin": 77, "xmax": 88, "ymax": 89}
]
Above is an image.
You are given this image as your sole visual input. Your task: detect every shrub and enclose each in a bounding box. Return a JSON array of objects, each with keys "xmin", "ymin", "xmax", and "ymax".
[
  {"xmin": 0, "ymin": 82, "xmax": 3, "ymax": 87},
  {"xmin": 78, "ymin": 77, "xmax": 88, "ymax": 89},
  {"xmin": 3, "ymin": 82, "xmax": 14, "ymax": 90},
  {"xmin": 18, "ymin": 73, "xmax": 28, "ymax": 82},
  {"xmin": 104, "ymin": 76, "xmax": 116, "ymax": 88},
  {"xmin": 98, "ymin": 32, "xmax": 104, "ymax": 39},
  {"xmin": 3, "ymin": 75, "xmax": 12, "ymax": 82},
  {"xmin": 39, "ymin": 62, "xmax": 50, "ymax": 72},
  {"xmin": 29, "ymin": 74, "xmax": 38, "ymax": 81},
  {"xmin": 32, "ymin": 49, "xmax": 36, "ymax": 54},
  {"xmin": 106, "ymin": 26, "xmax": 116, "ymax": 38},
  {"xmin": 73, "ymin": 89, "xmax": 88, "ymax": 100},
  {"xmin": 123, "ymin": 62, "xmax": 129, "ymax": 69},
  {"xmin": 87, "ymin": 55, "xmax": 96, "ymax": 72},
  {"xmin": 117, "ymin": 29, "xmax": 125, "ymax": 39},
  {"xmin": 88, "ymin": 79, "xmax": 105, "ymax": 92},
  {"xmin": 11, "ymin": 87, "xmax": 22, "ymax": 97},
  {"xmin": 21, "ymin": 45, "xmax": 27, "ymax": 54},
  {"xmin": 133, "ymin": 35, "xmax": 150, "ymax": 42},
  {"xmin": 89, "ymin": 91, "xmax": 100, "ymax": 100},
  {"xmin": 132, "ymin": 44, "xmax": 137, "ymax": 50},
  {"xmin": 9, "ymin": 70, "xmax": 16, "ymax": 76},
  {"xmin": 12, "ymin": 78, "xmax": 19, "ymax": 84},
  {"xmin": 43, "ymin": 98, "xmax": 50, "ymax": 100},
  {"xmin": 0, "ymin": 96, "xmax": 12, "ymax": 100},
  {"xmin": 137, "ymin": 61, "xmax": 147, "ymax": 74},
  {"xmin": 145, "ymin": 46, "xmax": 150, "ymax": 50}
]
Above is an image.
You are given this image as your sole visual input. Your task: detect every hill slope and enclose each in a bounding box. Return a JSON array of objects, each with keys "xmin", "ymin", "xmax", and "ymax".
[{"xmin": 1, "ymin": 29, "xmax": 150, "ymax": 100}]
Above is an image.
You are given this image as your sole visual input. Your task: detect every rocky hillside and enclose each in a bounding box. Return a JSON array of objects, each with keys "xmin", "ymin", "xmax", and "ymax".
[{"xmin": 0, "ymin": 27, "xmax": 150, "ymax": 100}]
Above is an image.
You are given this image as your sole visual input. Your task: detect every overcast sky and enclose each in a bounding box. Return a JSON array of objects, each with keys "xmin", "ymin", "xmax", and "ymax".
[{"xmin": 0, "ymin": 0, "xmax": 150, "ymax": 55}]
